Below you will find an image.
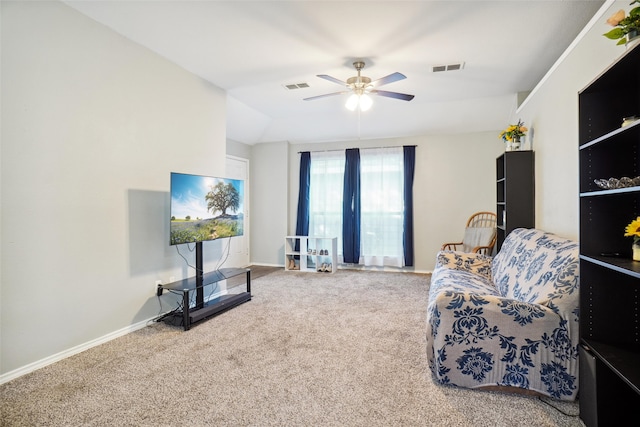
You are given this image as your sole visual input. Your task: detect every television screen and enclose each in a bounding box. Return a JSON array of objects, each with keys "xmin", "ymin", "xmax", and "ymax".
[{"xmin": 170, "ymin": 172, "xmax": 244, "ymax": 245}]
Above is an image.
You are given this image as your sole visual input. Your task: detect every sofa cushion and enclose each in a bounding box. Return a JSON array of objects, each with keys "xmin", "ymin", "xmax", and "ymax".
[
  {"xmin": 491, "ymin": 228, "xmax": 580, "ymax": 310},
  {"xmin": 431, "ymin": 251, "xmax": 496, "ymax": 292}
]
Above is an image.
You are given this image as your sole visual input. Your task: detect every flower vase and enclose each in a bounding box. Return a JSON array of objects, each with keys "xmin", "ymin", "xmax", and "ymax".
[
  {"xmin": 627, "ymin": 30, "xmax": 640, "ymax": 47},
  {"xmin": 633, "ymin": 243, "xmax": 640, "ymax": 261},
  {"xmin": 506, "ymin": 137, "xmax": 521, "ymax": 152}
]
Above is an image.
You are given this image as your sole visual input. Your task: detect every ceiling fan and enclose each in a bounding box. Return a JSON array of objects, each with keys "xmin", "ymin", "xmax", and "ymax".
[{"xmin": 303, "ymin": 61, "xmax": 415, "ymax": 111}]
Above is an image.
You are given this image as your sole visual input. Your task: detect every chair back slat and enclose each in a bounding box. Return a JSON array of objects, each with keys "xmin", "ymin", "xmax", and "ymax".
[{"xmin": 466, "ymin": 211, "xmax": 497, "ymax": 228}]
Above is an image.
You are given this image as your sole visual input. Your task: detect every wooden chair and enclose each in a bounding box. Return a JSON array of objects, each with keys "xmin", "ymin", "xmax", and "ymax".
[{"xmin": 441, "ymin": 211, "xmax": 497, "ymax": 256}]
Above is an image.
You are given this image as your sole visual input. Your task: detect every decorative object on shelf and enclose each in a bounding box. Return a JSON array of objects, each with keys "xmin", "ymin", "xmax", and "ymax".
[
  {"xmin": 603, "ymin": 1, "xmax": 640, "ymax": 45},
  {"xmin": 594, "ymin": 176, "xmax": 640, "ymax": 189},
  {"xmin": 627, "ymin": 29, "xmax": 640, "ymax": 44},
  {"xmin": 624, "ymin": 216, "xmax": 640, "ymax": 261},
  {"xmin": 288, "ymin": 258, "xmax": 299, "ymax": 270},
  {"xmin": 622, "ymin": 115, "xmax": 639, "ymax": 127},
  {"xmin": 317, "ymin": 262, "xmax": 333, "ymax": 272},
  {"xmin": 499, "ymin": 119, "xmax": 527, "ymax": 151}
]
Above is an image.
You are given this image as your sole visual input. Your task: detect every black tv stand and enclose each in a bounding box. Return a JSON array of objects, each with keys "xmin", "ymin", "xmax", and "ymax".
[
  {"xmin": 159, "ymin": 243, "xmax": 251, "ymax": 330},
  {"xmin": 159, "ymin": 267, "xmax": 251, "ymax": 330}
]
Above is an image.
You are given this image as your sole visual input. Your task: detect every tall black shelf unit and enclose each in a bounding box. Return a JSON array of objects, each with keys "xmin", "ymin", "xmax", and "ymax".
[
  {"xmin": 578, "ymin": 44, "xmax": 640, "ymax": 426},
  {"xmin": 495, "ymin": 150, "xmax": 535, "ymax": 251}
]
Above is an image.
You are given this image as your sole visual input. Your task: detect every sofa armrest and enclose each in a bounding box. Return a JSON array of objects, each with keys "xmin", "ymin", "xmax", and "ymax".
[
  {"xmin": 429, "ymin": 289, "xmax": 579, "ymax": 364},
  {"xmin": 435, "ymin": 250, "xmax": 493, "ymax": 280},
  {"xmin": 426, "ymin": 289, "xmax": 580, "ymax": 400}
]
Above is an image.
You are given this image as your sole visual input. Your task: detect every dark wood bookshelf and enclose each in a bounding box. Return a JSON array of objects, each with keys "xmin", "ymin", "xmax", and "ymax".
[
  {"xmin": 578, "ymin": 43, "xmax": 640, "ymax": 425},
  {"xmin": 495, "ymin": 150, "xmax": 534, "ymax": 250}
]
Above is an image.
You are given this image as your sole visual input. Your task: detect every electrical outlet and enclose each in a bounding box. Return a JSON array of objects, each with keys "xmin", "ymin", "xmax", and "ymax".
[{"xmin": 155, "ymin": 280, "xmax": 163, "ymax": 296}]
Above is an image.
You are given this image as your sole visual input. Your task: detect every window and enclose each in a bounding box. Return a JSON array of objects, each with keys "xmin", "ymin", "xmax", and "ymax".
[
  {"xmin": 307, "ymin": 147, "xmax": 405, "ymax": 267},
  {"xmin": 309, "ymin": 151, "xmax": 344, "ymax": 257},
  {"xmin": 360, "ymin": 147, "xmax": 404, "ymax": 267}
]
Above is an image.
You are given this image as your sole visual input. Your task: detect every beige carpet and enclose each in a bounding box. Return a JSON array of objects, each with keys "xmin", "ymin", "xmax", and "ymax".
[{"xmin": 0, "ymin": 269, "xmax": 583, "ymax": 426}]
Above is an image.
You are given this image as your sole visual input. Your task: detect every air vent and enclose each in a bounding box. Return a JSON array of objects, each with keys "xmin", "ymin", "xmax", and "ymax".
[
  {"xmin": 283, "ymin": 83, "xmax": 310, "ymax": 90},
  {"xmin": 432, "ymin": 62, "xmax": 465, "ymax": 72}
]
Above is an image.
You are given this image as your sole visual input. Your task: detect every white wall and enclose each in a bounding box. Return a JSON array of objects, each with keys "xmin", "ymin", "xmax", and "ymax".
[
  {"xmin": 1, "ymin": 1, "xmax": 227, "ymax": 377},
  {"xmin": 288, "ymin": 132, "xmax": 504, "ymax": 272},
  {"xmin": 250, "ymin": 141, "xmax": 289, "ymax": 266},
  {"xmin": 515, "ymin": 0, "xmax": 623, "ymax": 240},
  {"xmin": 227, "ymin": 138, "xmax": 252, "ymax": 160}
]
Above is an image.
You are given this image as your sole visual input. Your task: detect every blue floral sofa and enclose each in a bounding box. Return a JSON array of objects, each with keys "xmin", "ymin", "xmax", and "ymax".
[{"xmin": 426, "ymin": 228, "xmax": 580, "ymax": 401}]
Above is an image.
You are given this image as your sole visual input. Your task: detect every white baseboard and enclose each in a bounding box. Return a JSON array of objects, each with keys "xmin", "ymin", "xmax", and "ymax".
[
  {"xmin": 249, "ymin": 262, "xmax": 284, "ymax": 267},
  {"xmin": 249, "ymin": 261, "xmax": 431, "ymax": 274},
  {"xmin": 0, "ymin": 318, "xmax": 151, "ymax": 385}
]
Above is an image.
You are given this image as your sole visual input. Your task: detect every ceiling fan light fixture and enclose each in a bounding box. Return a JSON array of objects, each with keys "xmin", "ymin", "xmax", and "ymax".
[
  {"xmin": 346, "ymin": 93, "xmax": 360, "ymax": 111},
  {"xmin": 345, "ymin": 93, "xmax": 373, "ymax": 112},
  {"xmin": 359, "ymin": 94, "xmax": 373, "ymax": 111}
]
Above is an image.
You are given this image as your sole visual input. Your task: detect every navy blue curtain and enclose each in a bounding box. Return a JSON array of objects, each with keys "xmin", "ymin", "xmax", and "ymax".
[
  {"xmin": 342, "ymin": 148, "xmax": 361, "ymax": 264},
  {"xmin": 294, "ymin": 152, "xmax": 311, "ymax": 252},
  {"xmin": 403, "ymin": 146, "xmax": 416, "ymax": 266}
]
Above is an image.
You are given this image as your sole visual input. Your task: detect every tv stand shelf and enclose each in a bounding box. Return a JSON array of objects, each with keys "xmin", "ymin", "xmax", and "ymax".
[{"xmin": 159, "ymin": 267, "xmax": 251, "ymax": 331}]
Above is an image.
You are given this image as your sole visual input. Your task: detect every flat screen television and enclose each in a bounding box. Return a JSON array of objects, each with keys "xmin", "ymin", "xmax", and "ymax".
[{"xmin": 170, "ymin": 172, "xmax": 244, "ymax": 246}]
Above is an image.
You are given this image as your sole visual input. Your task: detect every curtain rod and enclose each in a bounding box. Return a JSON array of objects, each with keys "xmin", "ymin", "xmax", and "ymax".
[{"xmin": 298, "ymin": 145, "xmax": 416, "ymax": 154}]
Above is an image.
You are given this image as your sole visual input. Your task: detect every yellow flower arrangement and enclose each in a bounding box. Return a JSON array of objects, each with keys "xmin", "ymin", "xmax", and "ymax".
[
  {"xmin": 499, "ymin": 119, "xmax": 528, "ymax": 142},
  {"xmin": 624, "ymin": 216, "xmax": 640, "ymax": 244},
  {"xmin": 604, "ymin": 1, "xmax": 640, "ymax": 45}
]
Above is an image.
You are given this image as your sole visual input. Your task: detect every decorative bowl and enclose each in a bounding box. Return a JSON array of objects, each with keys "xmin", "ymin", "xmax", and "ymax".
[{"xmin": 594, "ymin": 176, "xmax": 640, "ymax": 189}]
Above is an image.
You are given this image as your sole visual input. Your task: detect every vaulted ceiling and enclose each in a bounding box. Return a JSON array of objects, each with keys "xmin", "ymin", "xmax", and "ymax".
[{"xmin": 64, "ymin": 1, "xmax": 606, "ymax": 145}]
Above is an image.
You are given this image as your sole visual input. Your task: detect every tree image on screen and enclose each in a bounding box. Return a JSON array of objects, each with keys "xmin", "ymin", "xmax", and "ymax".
[
  {"xmin": 206, "ymin": 182, "xmax": 240, "ymax": 217},
  {"xmin": 170, "ymin": 173, "xmax": 244, "ymax": 245}
]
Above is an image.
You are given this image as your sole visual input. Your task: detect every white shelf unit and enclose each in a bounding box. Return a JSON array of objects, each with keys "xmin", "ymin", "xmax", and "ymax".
[{"xmin": 285, "ymin": 236, "xmax": 337, "ymax": 273}]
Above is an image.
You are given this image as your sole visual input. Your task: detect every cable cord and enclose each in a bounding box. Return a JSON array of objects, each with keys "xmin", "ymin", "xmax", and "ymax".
[
  {"xmin": 175, "ymin": 237, "xmax": 232, "ymax": 274},
  {"xmin": 153, "ymin": 295, "xmax": 182, "ymax": 323},
  {"xmin": 214, "ymin": 237, "xmax": 232, "ymax": 272},
  {"xmin": 537, "ymin": 396, "xmax": 579, "ymax": 417},
  {"xmin": 175, "ymin": 244, "xmax": 203, "ymax": 274}
]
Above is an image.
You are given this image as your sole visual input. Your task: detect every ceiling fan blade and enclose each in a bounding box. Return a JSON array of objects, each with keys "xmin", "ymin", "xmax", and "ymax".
[
  {"xmin": 317, "ymin": 74, "xmax": 347, "ymax": 86},
  {"xmin": 372, "ymin": 72, "xmax": 406, "ymax": 87},
  {"xmin": 303, "ymin": 91, "xmax": 349, "ymax": 101},
  {"xmin": 370, "ymin": 90, "xmax": 414, "ymax": 101}
]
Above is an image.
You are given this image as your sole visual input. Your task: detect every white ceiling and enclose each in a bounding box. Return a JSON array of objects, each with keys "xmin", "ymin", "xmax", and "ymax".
[{"xmin": 63, "ymin": 0, "xmax": 606, "ymax": 145}]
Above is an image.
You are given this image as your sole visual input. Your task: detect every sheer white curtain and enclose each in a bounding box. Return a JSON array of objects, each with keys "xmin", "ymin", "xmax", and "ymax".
[
  {"xmin": 360, "ymin": 147, "xmax": 404, "ymax": 267},
  {"xmin": 309, "ymin": 151, "xmax": 345, "ymax": 258},
  {"xmin": 308, "ymin": 148, "xmax": 405, "ymax": 267}
]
